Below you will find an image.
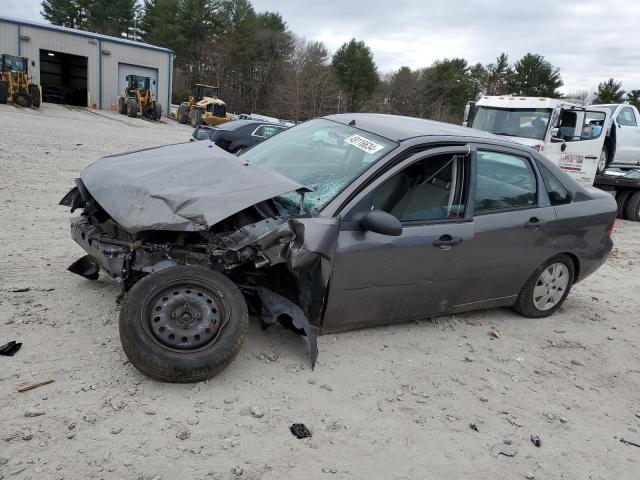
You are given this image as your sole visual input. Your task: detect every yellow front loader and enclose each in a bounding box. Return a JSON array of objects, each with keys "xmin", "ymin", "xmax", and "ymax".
[
  {"xmin": 0, "ymin": 54, "xmax": 41, "ymax": 107},
  {"xmin": 177, "ymin": 84, "xmax": 232, "ymax": 127},
  {"xmin": 117, "ymin": 75, "xmax": 162, "ymax": 120}
]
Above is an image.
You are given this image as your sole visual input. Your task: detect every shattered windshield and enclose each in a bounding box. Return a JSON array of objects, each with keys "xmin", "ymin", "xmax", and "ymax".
[
  {"xmin": 472, "ymin": 107, "xmax": 552, "ymax": 141},
  {"xmin": 240, "ymin": 119, "xmax": 396, "ymax": 213}
]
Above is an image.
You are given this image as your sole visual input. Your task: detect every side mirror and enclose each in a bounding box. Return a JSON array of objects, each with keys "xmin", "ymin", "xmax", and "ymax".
[{"xmin": 360, "ymin": 210, "xmax": 402, "ymax": 236}]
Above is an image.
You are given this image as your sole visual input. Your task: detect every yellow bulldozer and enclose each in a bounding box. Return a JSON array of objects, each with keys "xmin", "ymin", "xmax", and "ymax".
[
  {"xmin": 177, "ymin": 84, "xmax": 232, "ymax": 127},
  {"xmin": 0, "ymin": 54, "xmax": 41, "ymax": 107},
  {"xmin": 117, "ymin": 75, "xmax": 162, "ymax": 120}
]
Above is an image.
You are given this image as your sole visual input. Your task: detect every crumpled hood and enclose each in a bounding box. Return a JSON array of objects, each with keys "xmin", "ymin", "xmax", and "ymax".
[{"xmin": 80, "ymin": 141, "xmax": 305, "ymax": 234}]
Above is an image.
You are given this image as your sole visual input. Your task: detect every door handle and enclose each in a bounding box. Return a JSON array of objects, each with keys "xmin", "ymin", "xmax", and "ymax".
[
  {"xmin": 433, "ymin": 234, "xmax": 463, "ymax": 249},
  {"xmin": 525, "ymin": 217, "xmax": 542, "ymax": 231}
]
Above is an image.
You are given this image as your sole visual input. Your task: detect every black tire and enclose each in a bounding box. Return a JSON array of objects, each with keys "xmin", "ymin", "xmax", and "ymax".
[
  {"xmin": 514, "ymin": 254, "xmax": 575, "ymax": 318},
  {"xmin": 119, "ymin": 266, "xmax": 248, "ymax": 383},
  {"xmin": 0, "ymin": 81, "xmax": 7, "ymax": 104},
  {"xmin": 28, "ymin": 85, "xmax": 40, "ymax": 108},
  {"xmin": 117, "ymin": 96, "xmax": 127, "ymax": 114},
  {"xmin": 190, "ymin": 109, "xmax": 203, "ymax": 128},
  {"xmin": 616, "ymin": 190, "xmax": 632, "ymax": 219},
  {"xmin": 154, "ymin": 102, "xmax": 162, "ymax": 120},
  {"xmin": 127, "ymin": 98, "xmax": 138, "ymax": 118},
  {"xmin": 625, "ymin": 191, "xmax": 640, "ymax": 222},
  {"xmin": 178, "ymin": 103, "xmax": 189, "ymax": 124},
  {"xmin": 596, "ymin": 146, "xmax": 610, "ymax": 175}
]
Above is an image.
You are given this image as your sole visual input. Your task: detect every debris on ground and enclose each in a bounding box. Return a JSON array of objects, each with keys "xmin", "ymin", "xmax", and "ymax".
[
  {"xmin": 531, "ymin": 434, "xmax": 542, "ymax": 447},
  {"xmin": 290, "ymin": 423, "xmax": 312, "ymax": 439},
  {"xmin": 488, "ymin": 328, "xmax": 502, "ymax": 339},
  {"xmin": 469, "ymin": 422, "xmax": 479, "ymax": 432},
  {"xmin": 16, "ymin": 379, "xmax": 55, "ymax": 393},
  {"xmin": 619, "ymin": 437, "xmax": 640, "ymax": 448},
  {"xmin": 490, "ymin": 439, "xmax": 518, "ymax": 458},
  {"xmin": 0, "ymin": 341, "xmax": 22, "ymax": 356}
]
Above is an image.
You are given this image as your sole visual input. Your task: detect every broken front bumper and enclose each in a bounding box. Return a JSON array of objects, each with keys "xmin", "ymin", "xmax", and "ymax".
[{"xmin": 70, "ymin": 217, "xmax": 131, "ymax": 282}]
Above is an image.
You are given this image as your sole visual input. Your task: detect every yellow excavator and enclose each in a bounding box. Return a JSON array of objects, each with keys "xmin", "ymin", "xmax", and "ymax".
[
  {"xmin": 0, "ymin": 54, "xmax": 41, "ymax": 107},
  {"xmin": 177, "ymin": 84, "xmax": 232, "ymax": 127},
  {"xmin": 117, "ymin": 75, "xmax": 162, "ymax": 120}
]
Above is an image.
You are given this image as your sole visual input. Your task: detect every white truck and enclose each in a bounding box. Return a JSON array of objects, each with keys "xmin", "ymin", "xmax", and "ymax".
[{"xmin": 464, "ymin": 96, "xmax": 640, "ymax": 220}]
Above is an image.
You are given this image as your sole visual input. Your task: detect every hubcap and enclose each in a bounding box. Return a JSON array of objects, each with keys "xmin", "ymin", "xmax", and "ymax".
[
  {"xmin": 147, "ymin": 285, "xmax": 223, "ymax": 350},
  {"xmin": 533, "ymin": 262, "xmax": 569, "ymax": 311},
  {"xmin": 598, "ymin": 150, "xmax": 607, "ymax": 172}
]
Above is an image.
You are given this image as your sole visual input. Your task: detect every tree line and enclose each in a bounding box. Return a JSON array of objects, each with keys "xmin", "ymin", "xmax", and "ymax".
[{"xmin": 41, "ymin": 0, "xmax": 639, "ymax": 122}]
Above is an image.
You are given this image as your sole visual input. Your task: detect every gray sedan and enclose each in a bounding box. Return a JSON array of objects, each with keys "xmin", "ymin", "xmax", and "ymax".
[{"xmin": 60, "ymin": 113, "xmax": 617, "ymax": 382}]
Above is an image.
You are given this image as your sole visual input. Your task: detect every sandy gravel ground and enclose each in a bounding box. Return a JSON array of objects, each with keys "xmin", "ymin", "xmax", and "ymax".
[{"xmin": 0, "ymin": 103, "xmax": 639, "ymax": 480}]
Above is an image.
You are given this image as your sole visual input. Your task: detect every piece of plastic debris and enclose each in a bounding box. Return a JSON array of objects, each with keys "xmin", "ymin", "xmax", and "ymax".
[
  {"xmin": 531, "ymin": 434, "xmax": 542, "ymax": 447},
  {"xmin": 290, "ymin": 423, "xmax": 312, "ymax": 439},
  {"xmin": 17, "ymin": 379, "xmax": 55, "ymax": 393},
  {"xmin": 490, "ymin": 440, "xmax": 518, "ymax": 457},
  {"xmin": 0, "ymin": 341, "xmax": 22, "ymax": 356},
  {"xmin": 488, "ymin": 328, "xmax": 502, "ymax": 339}
]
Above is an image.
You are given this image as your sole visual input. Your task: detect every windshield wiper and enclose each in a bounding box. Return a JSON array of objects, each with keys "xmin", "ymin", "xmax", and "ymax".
[{"xmin": 491, "ymin": 132, "xmax": 515, "ymax": 136}]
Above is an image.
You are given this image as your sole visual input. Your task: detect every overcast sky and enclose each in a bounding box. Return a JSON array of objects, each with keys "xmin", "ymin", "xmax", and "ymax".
[{"xmin": 6, "ymin": 0, "xmax": 640, "ymax": 93}]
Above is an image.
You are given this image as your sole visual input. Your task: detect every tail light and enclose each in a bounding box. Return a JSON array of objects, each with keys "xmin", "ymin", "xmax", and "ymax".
[{"xmin": 607, "ymin": 219, "xmax": 616, "ymax": 237}]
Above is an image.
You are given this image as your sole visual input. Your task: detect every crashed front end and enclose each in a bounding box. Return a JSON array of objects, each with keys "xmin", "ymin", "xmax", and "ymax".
[{"xmin": 59, "ymin": 143, "xmax": 339, "ymax": 367}]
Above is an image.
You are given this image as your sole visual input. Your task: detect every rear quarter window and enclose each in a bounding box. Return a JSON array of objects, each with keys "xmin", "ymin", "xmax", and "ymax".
[{"xmin": 537, "ymin": 162, "xmax": 572, "ymax": 205}]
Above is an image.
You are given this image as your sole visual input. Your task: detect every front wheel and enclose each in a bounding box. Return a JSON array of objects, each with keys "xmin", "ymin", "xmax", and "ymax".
[
  {"xmin": 28, "ymin": 85, "xmax": 40, "ymax": 108},
  {"xmin": 127, "ymin": 98, "xmax": 138, "ymax": 118},
  {"xmin": 0, "ymin": 81, "xmax": 8, "ymax": 104},
  {"xmin": 514, "ymin": 254, "xmax": 575, "ymax": 318},
  {"xmin": 597, "ymin": 146, "xmax": 610, "ymax": 175},
  {"xmin": 189, "ymin": 109, "xmax": 203, "ymax": 128},
  {"xmin": 119, "ymin": 266, "xmax": 248, "ymax": 382}
]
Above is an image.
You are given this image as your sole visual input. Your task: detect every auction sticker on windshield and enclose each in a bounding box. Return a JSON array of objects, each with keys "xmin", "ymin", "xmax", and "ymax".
[{"xmin": 344, "ymin": 134, "xmax": 384, "ymax": 155}]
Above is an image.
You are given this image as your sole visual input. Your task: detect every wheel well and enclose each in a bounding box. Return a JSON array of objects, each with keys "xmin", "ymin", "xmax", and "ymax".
[{"xmin": 563, "ymin": 252, "xmax": 580, "ymax": 283}]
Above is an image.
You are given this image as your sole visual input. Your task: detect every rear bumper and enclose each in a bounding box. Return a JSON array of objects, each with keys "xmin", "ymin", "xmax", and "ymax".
[{"xmin": 575, "ymin": 236, "xmax": 613, "ymax": 283}]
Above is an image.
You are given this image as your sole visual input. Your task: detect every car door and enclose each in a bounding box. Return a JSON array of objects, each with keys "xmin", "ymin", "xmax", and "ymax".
[
  {"xmin": 544, "ymin": 109, "xmax": 608, "ymax": 185},
  {"xmin": 459, "ymin": 148, "xmax": 558, "ymax": 305},
  {"xmin": 613, "ymin": 107, "xmax": 640, "ymax": 164},
  {"xmin": 321, "ymin": 147, "xmax": 476, "ymax": 332}
]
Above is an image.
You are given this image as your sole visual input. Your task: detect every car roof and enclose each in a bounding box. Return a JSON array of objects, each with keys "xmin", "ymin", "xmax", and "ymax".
[
  {"xmin": 324, "ymin": 113, "xmax": 508, "ymax": 143},
  {"xmin": 218, "ymin": 119, "xmax": 281, "ymax": 131}
]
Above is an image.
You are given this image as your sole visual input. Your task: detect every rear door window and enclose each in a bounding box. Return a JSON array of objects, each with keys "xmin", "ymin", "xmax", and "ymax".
[
  {"xmin": 537, "ymin": 162, "xmax": 571, "ymax": 205},
  {"xmin": 475, "ymin": 151, "xmax": 537, "ymax": 213}
]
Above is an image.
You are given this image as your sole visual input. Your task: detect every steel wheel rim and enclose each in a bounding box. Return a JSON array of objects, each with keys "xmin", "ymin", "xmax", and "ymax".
[
  {"xmin": 598, "ymin": 150, "xmax": 607, "ymax": 172},
  {"xmin": 144, "ymin": 280, "xmax": 225, "ymax": 351},
  {"xmin": 533, "ymin": 262, "xmax": 569, "ymax": 311}
]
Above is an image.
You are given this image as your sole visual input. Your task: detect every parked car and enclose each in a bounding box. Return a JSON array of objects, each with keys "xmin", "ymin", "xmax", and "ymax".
[
  {"xmin": 60, "ymin": 114, "xmax": 617, "ymax": 383},
  {"xmin": 591, "ymin": 103, "xmax": 640, "ymax": 168},
  {"xmin": 202, "ymin": 119, "xmax": 287, "ymax": 153},
  {"xmin": 190, "ymin": 124, "xmax": 216, "ymax": 142}
]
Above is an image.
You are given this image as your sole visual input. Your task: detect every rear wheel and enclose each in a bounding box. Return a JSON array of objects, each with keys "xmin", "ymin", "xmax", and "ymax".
[
  {"xmin": 514, "ymin": 254, "xmax": 575, "ymax": 318},
  {"xmin": 0, "ymin": 81, "xmax": 7, "ymax": 104},
  {"xmin": 616, "ymin": 189, "xmax": 632, "ymax": 219},
  {"xmin": 625, "ymin": 191, "xmax": 640, "ymax": 222},
  {"xmin": 127, "ymin": 98, "xmax": 138, "ymax": 118},
  {"xmin": 28, "ymin": 85, "xmax": 40, "ymax": 108},
  {"xmin": 154, "ymin": 102, "xmax": 162, "ymax": 120},
  {"xmin": 190, "ymin": 109, "xmax": 203, "ymax": 128},
  {"xmin": 119, "ymin": 266, "xmax": 249, "ymax": 383},
  {"xmin": 178, "ymin": 103, "xmax": 190, "ymax": 124},
  {"xmin": 597, "ymin": 146, "xmax": 610, "ymax": 175}
]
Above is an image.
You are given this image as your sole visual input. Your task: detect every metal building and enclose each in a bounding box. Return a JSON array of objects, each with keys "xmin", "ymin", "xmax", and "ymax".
[{"xmin": 0, "ymin": 16, "xmax": 173, "ymax": 114}]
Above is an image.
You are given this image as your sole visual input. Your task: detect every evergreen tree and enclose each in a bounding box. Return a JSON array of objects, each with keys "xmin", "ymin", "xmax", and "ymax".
[
  {"xmin": 41, "ymin": 0, "xmax": 88, "ymax": 29},
  {"xmin": 593, "ymin": 78, "xmax": 625, "ymax": 104},
  {"xmin": 508, "ymin": 53, "xmax": 563, "ymax": 97},
  {"xmin": 85, "ymin": 0, "xmax": 138, "ymax": 37},
  {"xmin": 332, "ymin": 39, "xmax": 378, "ymax": 112},
  {"xmin": 484, "ymin": 53, "xmax": 510, "ymax": 95},
  {"xmin": 627, "ymin": 90, "xmax": 640, "ymax": 110}
]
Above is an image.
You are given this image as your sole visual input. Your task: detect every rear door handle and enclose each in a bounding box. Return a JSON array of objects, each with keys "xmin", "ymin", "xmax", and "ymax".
[
  {"xmin": 433, "ymin": 234, "xmax": 463, "ymax": 249},
  {"xmin": 525, "ymin": 217, "xmax": 542, "ymax": 231}
]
